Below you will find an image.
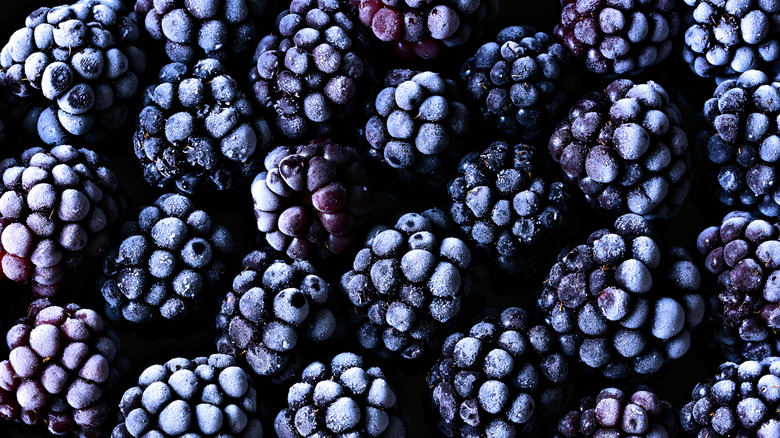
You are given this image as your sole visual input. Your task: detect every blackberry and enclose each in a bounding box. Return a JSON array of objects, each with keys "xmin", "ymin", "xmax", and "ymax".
[
  {"xmin": 427, "ymin": 307, "xmax": 571, "ymax": 437},
  {"xmin": 112, "ymin": 354, "xmax": 264, "ymax": 438},
  {"xmin": 215, "ymin": 248, "xmax": 339, "ymax": 381},
  {"xmin": 448, "ymin": 141, "xmax": 575, "ymax": 275},
  {"xmin": 549, "ymin": 78, "xmax": 692, "ymax": 219},
  {"xmin": 701, "ymin": 70, "xmax": 780, "ymax": 218},
  {"xmin": 555, "ymin": 0, "xmax": 680, "ymax": 76},
  {"xmin": 340, "ymin": 209, "xmax": 479, "ymax": 361},
  {"xmin": 251, "ymin": 139, "xmax": 371, "ymax": 260},
  {"xmin": 537, "ymin": 213, "xmax": 705, "ymax": 380},
  {"xmin": 249, "ymin": 0, "xmax": 370, "ymax": 140},
  {"xmin": 134, "ymin": 0, "xmax": 268, "ymax": 64},
  {"xmin": 0, "ymin": 0, "xmax": 145, "ymax": 144},
  {"xmin": 682, "ymin": 0, "xmax": 780, "ymax": 78},
  {"xmin": 0, "ymin": 145, "xmax": 124, "ymax": 297},
  {"xmin": 274, "ymin": 352, "xmax": 408, "ymax": 437},
  {"xmin": 349, "ymin": 0, "xmax": 498, "ymax": 60},
  {"xmin": 363, "ymin": 69, "xmax": 469, "ymax": 188},
  {"xmin": 555, "ymin": 387, "xmax": 678, "ymax": 437},
  {"xmin": 100, "ymin": 193, "xmax": 234, "ymax": 325},
  {"xmin": 0, "ymin": 298, "xmax": 128, "ymax": 437},
  {"xmin": 134, "ymin": 59, "xmax": 272, "ymax": 194},
  {"xmin": 680, "ymin": 357, "xmax": 780, "ymax": 436},
  {"xmin": 461, "ymin": 25, "xmax": 579, "ymax": 140}
]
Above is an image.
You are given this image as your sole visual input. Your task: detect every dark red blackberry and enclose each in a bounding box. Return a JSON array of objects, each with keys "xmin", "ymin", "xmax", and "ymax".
[
  {"xmin": 249, "ymin": 0, "xmax": 370, "ymax": 140},
  {"xmin": 0, "ymin": 145, "xmax": 124, "ymax": 297},
  {"xmin": 349, "ymin": 0, "xmax": 498, "ymax": 59},
  {"xmin": 555, "ymin": 0, "xmax": 680, "ymax": 76},
  {"xmin": 448, "ymin": 141, "xmax": 575, "ymax": 275},
  {"xmin": 0, "ymin": 298, "xmax": 129, "ymax": 437},
  {"xmin": 549, "ymin": 78, "xmax": 692, "ymax": 219},
  {"xmin": 537, "ymin": 213, "xmax": 705, "ymax": 380},
  {"xmin": 100, "ymin": 193, "xmax": 234, "ymax": 325},
  {"xmin": 251, "ymin": 139, "xmax": 371, "ymax": 260}
]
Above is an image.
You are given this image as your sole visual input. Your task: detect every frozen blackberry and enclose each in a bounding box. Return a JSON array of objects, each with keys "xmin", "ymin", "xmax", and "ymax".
[
  {"xmin": 461, "ymin": 25, "xmax": 579, "ymax": 140},
  {"xmin": 349, "ymin": 0, "xmax": 498, "ymax": 59},
  {"xmin": 134, "ymin": 59, "xmax": 272, "ymax": 194},
  {"xmin": 549, "ymin": 78, "xmax": 691, "ymax": 219},
  {"xmin": 275, "ymin": 352, "xmax": 408, "ymax": 437},
  {"xmin": 112, "ymin": 354, "xmax": 263, "ymax": 438},
  {"xmin": 251, "ymin": 139, "xmax": 371, "ymax": 260},
  {"xmin": 556, "ymin": 0, "xmax": 680, "ymax": 76},
  {"xmin": 134, "ymin": 0, "xmax": 268, "ymax": 63},
  {"xmin": 215, "ymin": 248, "xmax": 338, "ymax": 381},
  {"xmin": 555, "ymin": 387, "xmax": 677, "ymax": 437},
  {"xmin": 0, "ymin": 298, "xmax": 129, "ymax": 437},
  {"xmin": 448, "ymin": 141, "xmax": 574, "ymax": 275},
  {"xmin": 427, "ymin": 307, "xmax": 571, "ymax": 437},
  {"xmin": 100, "ymin": 193, "xmax": 234, "ymax": 325},
  {"xmin": 537, "ymin": 213, "xmax": 705, "ymax": 380},
  {"xmin": 700, "ymin": 70, "xmax": 780, "ymax": 218},
  {"xmin": 682, "ymin": 0, "xmax": 780, "ymax": 78},
  {"xmin": 0, "ymin": 0, "xmax": 145, "ymax": 144},
  {"xmin": 363, "ymin": 69, "xmax": 469, "ymax": 188},
  {"xmin": 248, "ymin": 0, "xmax": 369, "ymax": 140},
  {"xmin": 0, "ymin": 145, "xmax": 124, "ymax": 297},
  {"xmin": 680, "ymin": 357, "xmax": 780, "ymax": 436}
]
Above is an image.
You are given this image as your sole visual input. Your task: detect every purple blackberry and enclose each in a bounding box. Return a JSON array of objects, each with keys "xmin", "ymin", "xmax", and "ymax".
[
  {"xmin": 349, "ymin": 0, "xmax": 498, "ymax": 59},
  {"xmin": 448, "ymin": 141, "xmax": 575, "ymax": 275},
  {"xmin": 427, "ymin": 307, "xmax": 571, "ymax": 437},
  {"xmin": 555, "ymin": 387, "xmax": 678, "ymax": 437},
  {"xmin": 0, "ymin": 0, "xmax": 145, "ymax": 145},
  {"xmin": 274, "ymin": 352, "xmax": 408, "ymax": 437},
  {"xmin": 0, "ymin": 145, "xmax": 124, "ymax": 297},
  {"xmin": 215, "ymin": 248, "xmax": 339, "ymax": 381},
  {"xmin": 251, "ymin": 139, "xmax": 371, "ymax": 260},
  {"xmin": 100, "ymin": 193, "xmax": 234, "ymax": 325},
  {"xmin": 112, "ymin": 354, "xmax": 264, "ymax": 438},
  {"xmin": 134, "ymin": 0, "xmax": 268, "ymax": 63},
  {"xmin": 0, "ymin": 298, "xmax": 129, "ymax": 437},
  {"xmin": 549, "ymin": 79, "xmax": 692, "ymax": 219},
  {"xmin": 682, "ymin": 0, "xmax": 780, "ymax": 78},
  {"xmin": 461, "ymin": 25, "xmax": 579, "ymax": 140},
  {"xmin": 249, "ymin": 0, "xmax": 369, "ymax": 140},
  {"xmin": 680, "ymin": 357, "xmax": 780, "ymax": 436},
  {"xmin": 537, "ymin": 213, "xmax": 705, "ymax": 380},
  {"xmin": 555, "ymin": 0, "xmax": 680, "ymax": 76},
  {"xmin": 340, "ymin": 209, "xmax": 479, "ymax": 361},
  {"xmin": 134, "ymin": 59, "xmax": 272, "ymax": 194},
  {"xmin": 363, "ymin": 69, "xmax": 469, "ymax": 189}
]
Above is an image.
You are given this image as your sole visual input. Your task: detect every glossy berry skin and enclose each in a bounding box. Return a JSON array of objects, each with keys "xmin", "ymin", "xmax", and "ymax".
[
  {"xmin": 216, "ymin": 248, "xmax": 338, "ymax": 381},
  {"xmin": 112, "ymin": 354, "xmax": 263, "ymax": 438},
  {"xmin": 680, "ymin": 358, "xmax": 780, "ymax": 437},
  {"xmin": 0, "ymin": 145, "xmax": 124, "ymax": 297},
  {"xmin": 0, "ymin": 299, "xmax": 128, "ymax": 437},
  {"xmin": 462, "ymin": 25, "xmax": 578, "ymax": 140},
  {"xmin": 251, "ymin": 139, "xmax": 371, "ymax": 260},
  {"xmin": 134, "ymin": 0, "xmax": 267, "ymax": 63},
  {"xmin": 275, "ymin": 352, "xmax": 408, "ymax": 437},
  {"xmin": 549, "ymin": 79, "xmax": 691, "ymax": 219},
  {"xmin": 555, "ymin": 387, "xmax": 678, "ymax": 437},
  {"xmin": 682, "ymin": 0, "xmax": 780, "ymax": 77},
  {"xmin": 101, "ymin": 193, "xmax": 234, "ymax": 325},
  {"xmin": 349, "ymin": 0, "xmax": 498, "ymax": 59},
  {"xmin": 427, "ymin": 307, "xmax": 571, "ymax": 437},
  {"xmin": 537, "ymin": 214, "xmax": 705, "ymax": 380},
  {"xmin": 0, "ymin": 0, "xmax": 145, "ymax": 144},
  {"xmin": 449, "ymin": 141, "xmax": 574, "ymax": 275},
  {"xmin": 556, "ymin": 0, "xmax": 680, "ymax": 76},
  {"xmin": 249, "ymin": 0, "xmax": 369, "ymax": 140}
]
